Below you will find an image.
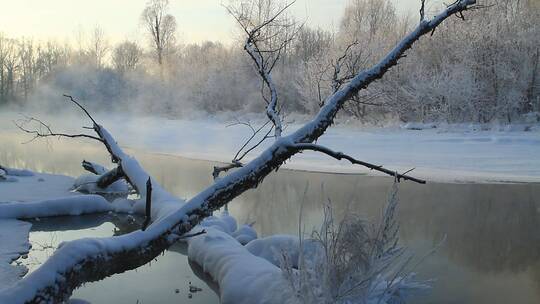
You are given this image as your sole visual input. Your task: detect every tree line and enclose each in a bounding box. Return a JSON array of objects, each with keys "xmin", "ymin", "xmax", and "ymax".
[{"xmin": 0, "ymin": 0, "xmax": 538, "ymax": 124}]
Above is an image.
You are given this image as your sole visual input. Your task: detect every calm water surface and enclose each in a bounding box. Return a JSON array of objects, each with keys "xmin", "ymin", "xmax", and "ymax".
[{"xmin": 1, "ymin": 132, "xmax": 540, "ymax": 304}]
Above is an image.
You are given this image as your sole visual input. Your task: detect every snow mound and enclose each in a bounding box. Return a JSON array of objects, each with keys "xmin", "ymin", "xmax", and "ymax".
[{"xmin": 188, "ymin": 227, "xmax": 291, "ymax": 304}]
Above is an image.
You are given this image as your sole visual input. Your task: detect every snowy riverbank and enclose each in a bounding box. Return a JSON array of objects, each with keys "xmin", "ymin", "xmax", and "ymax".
[{"xmin": 1, "ymin": 112, "xmax": 539, "ymax": 183}]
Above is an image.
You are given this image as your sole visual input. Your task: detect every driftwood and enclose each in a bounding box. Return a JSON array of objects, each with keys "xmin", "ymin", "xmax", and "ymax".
[{"xmin": 0, "ymin": 1, "xmax": 479, "ymax": 302}]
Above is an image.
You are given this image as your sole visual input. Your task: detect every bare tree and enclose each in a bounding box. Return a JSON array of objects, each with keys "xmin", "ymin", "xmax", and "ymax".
[
  {"xmin": 0, "ymin": 35, "xmax": 18, "ymax": 104},
  {"xmin": 18, "ymin": 39, "xmax": 36, "ymax": 102},
  {"xmin": 0, "ymin": 1, "xmax": 480, "ymax": 302},
  {"xmin": 141, "ymin": 0, "xmax": 177, "ymax": 67},
  {"xmin": 88, "ymin": 26, "xmax": 109, "ymax": 69}
]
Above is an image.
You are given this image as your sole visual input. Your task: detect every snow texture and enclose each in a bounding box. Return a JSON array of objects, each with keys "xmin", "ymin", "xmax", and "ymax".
[
  {"xmin": 0, "ymin": 170, "xmax": 77, "ymax": 203},
  {"xmin": 0, "ymin": 219, "xmax": 31, "ymax": 289},
  {"xmin": 187, "ymin": 213, "xmax": 291, "ymax": 304},
  {"xmin": 0, "ymin": 195, "xmax": 112, "ymax": 219}
]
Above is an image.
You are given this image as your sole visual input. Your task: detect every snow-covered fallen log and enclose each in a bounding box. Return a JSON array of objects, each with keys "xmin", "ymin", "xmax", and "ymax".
[{"xmin": 0, "ymin": 1, "xmax": 478, "ymax": 302}]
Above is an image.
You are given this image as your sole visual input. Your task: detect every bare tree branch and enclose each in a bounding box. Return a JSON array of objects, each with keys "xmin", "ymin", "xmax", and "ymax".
[
  {"xmin": 14, "ymin": 116, "xmax": 103, "ymax": 143},
  {"xmin": 63, "ymin": 94, "xmax": 98, "ymax": 126},
  {"xmin": 292, "ymin": 143, "xmax": 426, "ymax": 184},
  {"xmin": 226, "ymin": 1, "xmax": 299, "ymax": 138}
]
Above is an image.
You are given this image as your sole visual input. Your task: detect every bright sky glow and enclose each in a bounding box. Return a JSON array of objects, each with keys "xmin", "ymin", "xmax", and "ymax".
[{"xmin": 0, "ymin": 0, "xmax": 430, "ymax": 45}]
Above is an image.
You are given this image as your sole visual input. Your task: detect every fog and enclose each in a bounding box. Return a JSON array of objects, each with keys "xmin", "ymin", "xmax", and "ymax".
[{"xmin": 0, "ymin": 0, "xmax": 538, "ymax": 124}]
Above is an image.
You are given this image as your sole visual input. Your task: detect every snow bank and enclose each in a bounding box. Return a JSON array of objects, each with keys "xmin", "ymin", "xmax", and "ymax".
[
  {"xmin": 0, "ymin": 219, "xmax": 31, "ymax": 289},
  {"xmin": 246, "ymin": 235, "xmax": 320, "ymax": 268},
  {"xmin": 72, "ymin": 115, "xmax": 540, "ymax": 183},
  {"xmin": 0, "ymin": 167, "xmax": 34, "ymax": 177},
  {"xmin": 2, "ymin": 112, "xmax": 539, "ymax": 182},
  {"xmin": 0, "ymin": 171, "xmax": 77, "ymax": 203},
  {"xmin": 0, "ymin": 195, "xmax": 112, "ymax": 219}
]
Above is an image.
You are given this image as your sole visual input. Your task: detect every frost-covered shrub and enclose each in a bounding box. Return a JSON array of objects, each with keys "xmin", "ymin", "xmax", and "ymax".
[{"xmin": 281, "ymin": 183, "xmax": 427, "ymax": 304}]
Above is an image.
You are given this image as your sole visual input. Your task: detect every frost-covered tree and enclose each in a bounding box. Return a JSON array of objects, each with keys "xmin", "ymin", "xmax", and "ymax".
[
  {"xmin": 0, "ymin": 35, "xmax": 17, "ymax": 105},
  {"xmin": 87, "ymin": 26, "xmax": 109, "ymax": 69},
  {"xmin": 141, "ymin": 0, "xmax": 177, "ymax": 67},
  {"xmin": 112, "ymin": 41, "xmax": 143, "ymax": 74}
]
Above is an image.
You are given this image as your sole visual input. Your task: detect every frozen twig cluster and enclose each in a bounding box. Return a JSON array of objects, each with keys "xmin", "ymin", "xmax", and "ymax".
[{"xmin": 280, "ymin": 182, "xmax": 427, "ymax": 304}]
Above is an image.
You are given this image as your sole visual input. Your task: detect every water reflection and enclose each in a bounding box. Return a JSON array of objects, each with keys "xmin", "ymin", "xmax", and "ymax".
[
  {"xmin": 24, "ymin": 214, "xmax": 142, "ymax": 274},
  {"xmin": 24, "ymin": 214, "xmax": 218, "ymax": 304},
  {"xmin": 2, "ymin": 132, "xmax": 540, "ymax": 304}
]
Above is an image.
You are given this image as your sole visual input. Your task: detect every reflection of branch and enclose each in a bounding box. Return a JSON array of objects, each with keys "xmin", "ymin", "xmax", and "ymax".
[{"xmin": 292, "ymin": 143, "xmax": 426, "ymax": 184}]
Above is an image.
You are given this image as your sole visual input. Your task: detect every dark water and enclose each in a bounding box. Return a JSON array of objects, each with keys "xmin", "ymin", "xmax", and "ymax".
[{"xmin": 2, "ymin": 132, "xmax": 540, "ymax": 304}]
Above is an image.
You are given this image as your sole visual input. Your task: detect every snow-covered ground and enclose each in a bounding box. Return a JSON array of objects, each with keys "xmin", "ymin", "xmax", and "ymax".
[
  {"xmin": 2, "ymin": 112, "xmax": 539, "ymax": 183},
  {"xmin": 19, "ymin": 114, "xmax": 540, "ymax": 183}
]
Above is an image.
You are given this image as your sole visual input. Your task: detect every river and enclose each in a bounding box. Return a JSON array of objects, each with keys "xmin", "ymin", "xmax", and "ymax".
[{"xmin": 1, "ymin": 132, "xmax": 539, "ymax": 304}]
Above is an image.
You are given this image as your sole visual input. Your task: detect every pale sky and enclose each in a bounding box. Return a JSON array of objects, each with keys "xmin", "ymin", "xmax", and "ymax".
[{"xmin": 0, "ymin": 0, "xmax": 428, "ymax": 45}]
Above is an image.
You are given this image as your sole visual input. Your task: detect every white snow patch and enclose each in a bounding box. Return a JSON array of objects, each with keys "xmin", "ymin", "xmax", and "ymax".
[
  {"xmin": 0, "ymin": 171, "xmax": 77, "ymax": 203},
  {"xmin": 0, "ymin": 219, "xmax": 31, "ymax": 289},
  {"xmin": 0, "ymin": 195, "xmax": 112, "ymax": 219}
]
